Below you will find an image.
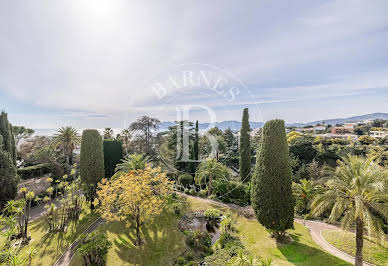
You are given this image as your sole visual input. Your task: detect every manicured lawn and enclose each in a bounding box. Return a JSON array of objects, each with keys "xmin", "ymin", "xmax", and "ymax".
[
  {"xmin": 3, "ymin": 207, "xmax": 99, "ymax": 266},
  {"xmin": 70, "ymin": 196, "xmax": 349, "ymax": 266},
  {"xmin": 322, "ymin": 229, "xmax": 388, "ymax": 265}
]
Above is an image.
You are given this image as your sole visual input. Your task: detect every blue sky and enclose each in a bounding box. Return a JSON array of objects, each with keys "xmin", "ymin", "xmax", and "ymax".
[{"xmin": 1, "ymin": 0, "xmax": 388, "ymax": 129}]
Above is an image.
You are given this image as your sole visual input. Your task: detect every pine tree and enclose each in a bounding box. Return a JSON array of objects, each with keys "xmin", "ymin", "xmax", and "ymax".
[
  {"xmin": 239, "ymin": 108, "xmax": 251, "ymax": 182},
  {"xmin": 80, "ymin": 129, "xmax": 105, "ymax": 209},
  {"xmin": 251, "ymin": 119, "xmax": 294, "ymax": 239}
]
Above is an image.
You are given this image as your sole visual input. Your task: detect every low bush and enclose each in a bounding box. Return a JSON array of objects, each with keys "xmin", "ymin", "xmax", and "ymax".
[
  {"xmin": 17, "ymin": 163, "xmax": 51, "ymax": 179},
  {"xmin": 183, "ymin": 230, "xmax": 211, "ymax": 254},
  {"xmin": 179, "ymin": 173, "xmax": 194, "ymax": 188},
  {"xmin": 204, "ymin": 249, "xmax": 232, "ymax": 265},
  {"xmin": 198, "ymin": 189, "xmax": 208, "ymax": 198},
  {"xmin": 77, "ymin": 230, "xmax": 112, "ymax": 266},
  {"xmin": 188, "ymin": 188, "xmax": 197, "ymax": 195}
]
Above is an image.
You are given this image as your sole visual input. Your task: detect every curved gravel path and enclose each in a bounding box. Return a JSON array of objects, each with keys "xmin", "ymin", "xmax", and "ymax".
[
  {"xmin": 53, "ymin": 217, "xmax": 105, "ymax": 266},
  {"xmin": 182, "ymin": 193, "xmax": 373, "ymax": 265},
  {"xmin": 294, "ymin": 219, "xmax": 373, "ymax": 265}
]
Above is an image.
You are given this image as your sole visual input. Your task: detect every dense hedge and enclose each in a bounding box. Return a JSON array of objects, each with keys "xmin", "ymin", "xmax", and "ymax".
[
  {"xmin": 17, "ymin": 163, "xmax": 51, "ymax": 179},
  {"xmin": 212, "ymin": 179, "xmax": 250, "ymax": 206},
  {"xmin": 103, "ymin": 139, "xmax": 123, "ymax": 178}
]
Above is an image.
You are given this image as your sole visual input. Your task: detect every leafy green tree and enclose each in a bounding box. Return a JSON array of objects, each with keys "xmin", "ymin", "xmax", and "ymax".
[
  {"xmin": 103, "ymin": 139, "xmax": 123, "ymax": 178},
  {"xmin": 358, "ymin": 135, "xmax": 375, "ymax": 145},
  {"xmin": 195, "ymin": 159, "xmax": 230, "ymax": 196},
  {"xmin": 12, "ymin": 126, "xmax": 34, "ymax": 146},
  {"xmin": 239, "ymin": 108, "xmax": 251, "ymax": 182},
  {"xmin": 0, "ymin": 151, "xmax": 18, "ymax": 209},
  {"xmin": 289, "ymin": 137, "xmax": 317, "ymax": 164},
  {"xmin": 311, "ymin": 156, "xmax": 388, "ymax": 266},
  {"xmin": 129, "ymin": 116, "xmax": 160, "ymax": 156},
  {"xmin": 80, "ymin": 129, "xmax": 104, "ymax": 210},
  {"xmin": 223, "ymin": 127, "xmax": 235, "ymax": 150},
  {"xmin": 251, "ymin": 119, "xmax": 294, "ymax": 239},
  {"xmin": 52, "ymin": 126, "xmax": 81, "ymax": 165}
]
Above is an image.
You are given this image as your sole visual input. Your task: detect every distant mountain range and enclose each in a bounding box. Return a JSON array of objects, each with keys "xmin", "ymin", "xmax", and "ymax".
[
  {"xmin": 32, "ymin": 113, "xmax": 388, "ymax": 136},
  {"xmin": 159, "ymin": 113, "xmax": 388, "ymax": 131},
  {"xmin": 158, "ymin": 121, "xmax": 264, "ymax": 132},
  {"xmin": 286, "ymin": 112, "xmax": 388, "ymax": 127}
]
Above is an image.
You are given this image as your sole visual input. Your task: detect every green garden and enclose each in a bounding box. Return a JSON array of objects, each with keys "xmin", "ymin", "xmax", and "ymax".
[{"xmin": 1, "ymin": 110, "xmax": 387, "ymax": 266}]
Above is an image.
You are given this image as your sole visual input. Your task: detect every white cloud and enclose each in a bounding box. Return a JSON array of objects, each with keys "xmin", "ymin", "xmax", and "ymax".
[{"xmin": 1, "ymin": 0, "xmax": 388, "ymax": 127}]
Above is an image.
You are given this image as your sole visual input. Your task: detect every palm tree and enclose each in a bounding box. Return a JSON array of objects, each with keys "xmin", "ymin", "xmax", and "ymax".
[
  {"xmin": 292, "ymin": 179, "xmax": 318, "ymax": 215},
  {"xmin": 114, "ymin": 153, "xmax": 149, "ymax": 174},
  {"xmin": 195, "ymin": 159, "xmax": 229, "ymax": 196},
  {"xmin": 121, "ymin": 128, "xmax": 131, "ymax": 154},
  {"xmin": 311, "ymin": 156, "xmax": 388, "ymax": 266},
  {"xmin": 367, "ymin": 145, "xmax": 388, "ymax": 167},
  {"xmin": 52, "ymin": 126, "xmax": 80, "ymax": 165},
  {"xmin": 103, "ymin": 128, "xmax": 114, "ymax": 139}
]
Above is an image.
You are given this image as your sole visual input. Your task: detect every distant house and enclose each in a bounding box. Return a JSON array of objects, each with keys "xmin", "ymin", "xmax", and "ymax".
[
  {"xmin": 316, "ymin": 133, "xmax": 358, "ymax": 141},
  {"xmin": 370, "ymin": 130, "xmax": 388, "ymax": 138},
  {"xmin": 314, "ymin": 124, "xmax": 327, "ymax": 134},
  {"xmin": 331, "ymin": 125, "xmax": 354, "ymax": 134}
]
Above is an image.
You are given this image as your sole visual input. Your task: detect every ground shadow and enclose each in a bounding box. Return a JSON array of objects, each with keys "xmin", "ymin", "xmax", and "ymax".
[{"xmin": 276, "ymin": 234, "xmax": 351, "ymax": 266}]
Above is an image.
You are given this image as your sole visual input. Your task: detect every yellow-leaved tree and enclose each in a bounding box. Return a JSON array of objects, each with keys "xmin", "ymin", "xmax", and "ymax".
[{"xmin": 97, "ymin": 166, "xmax": 173, "ymax": 245}]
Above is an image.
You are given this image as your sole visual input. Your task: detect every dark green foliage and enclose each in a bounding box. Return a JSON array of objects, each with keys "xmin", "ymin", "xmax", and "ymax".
[
  {"xmin": 0, "ymin": 150, "xmax": 18, "ymax": 209},
  {"xmin": 17, "ymin": 163, "xmax": 51, "ymax": 179},
  {"xmin": 0, "ymin": 111, "xmax": 16, "ymax": 165},
  {"xmin": 204, "ymin": 249, "xmax": 232, "ymax": 266},
  {"xmin": 103, "ymin": 139, "xmax": 123, "ymax": 178},
  {"xmin": 289, "ymin": 137, "xmax": 317, "ymax": 164},
  {"xmin": 77, "ymin": 230, "xmax": 112, "ymax": 266},
  {"xmin": 251, "ymin": 119, "xmax": 294, "ymax": 237},
  {"xmin": 223, "ymin": 127, "xmax": 235, "ymax": 150},
  {"xmin": 239, "ymin": 108, "xmax": 251, "ymax": 182},
  {"xmin": 80, "ymin": 129, "xmax": 105, "ymax": 207},
  {"xmin": 184, "ymin": 229, "xmax": 211, "ymax": 254},
  {"xmin": 212, "ymin": 179, "xmax": 251, "ymax": 206},
  {"xmin": 178, "ymin": 173, "xmax": 194, "ymax": 188}
]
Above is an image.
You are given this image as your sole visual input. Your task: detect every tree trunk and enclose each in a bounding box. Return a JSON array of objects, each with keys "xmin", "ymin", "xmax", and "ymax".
[
  {"xmin": 69, "ymin": 151, "xmax": 73, "ymax": 165},
  {"xmin": 208, "ymin": 176, "xmax": 213, "ymax": 196},
  {"xmin": 135, "ymin": 214, "xmax": 141, "ymax": 245},
  {"xmin": 355, "ymin": 217, "xmax": 364, "ymax": 266}
]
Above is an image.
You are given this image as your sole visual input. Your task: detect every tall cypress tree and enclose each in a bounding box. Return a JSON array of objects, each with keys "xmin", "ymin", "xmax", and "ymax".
[
  {"xmin": 190, "ymin": 120, "xmax": 200, "ymax": 173},
  {"xmin": 0, "ymin": 111, "xmax": 18, "ymax": 208},
  {"xmin": 80, "ymin": 129, "xmax": 105, "ymax": 209},
  {"xmin": 239, "ymin": 108, "xmax": 251, "ymax": 182},
  {"xmin": 194, "ymin": 120, "xmax": 199, "ymax": 161},
  {"xmin": 0, "ymin": 111, "xmax": 16, "ymax": 165},
  {"xmin": 251, "ymin": 119, "xmax": 294, "ymax": 239}
]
